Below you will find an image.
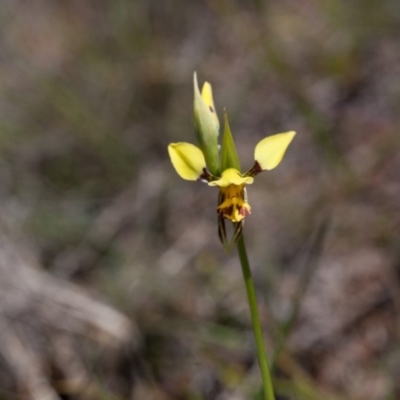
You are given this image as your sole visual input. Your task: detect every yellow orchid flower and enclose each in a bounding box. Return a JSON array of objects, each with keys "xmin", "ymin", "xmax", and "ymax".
[{"xmin": 168, "ymin": 74, "xmax": 296, "ymax": 250}]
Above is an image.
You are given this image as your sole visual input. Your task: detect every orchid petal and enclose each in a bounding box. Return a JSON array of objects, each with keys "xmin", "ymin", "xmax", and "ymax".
[
  {"xmin": 208, "ymin": 168, "xmax": 254, "ymax": 187},
  {"xmin": 254, "ymin": 131, "xmax": 296, "ymax": 170},
  {"xmin": 168, "ymin": 142, "xmax": 206, "ymax": 181}
]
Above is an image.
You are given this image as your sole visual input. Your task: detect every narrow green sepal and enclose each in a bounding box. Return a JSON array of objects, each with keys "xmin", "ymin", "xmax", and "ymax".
[
  {"xmin": 193, "ymin": 72, "xmax": 220, "ymax": 176},
  {"xmin": 220, "ymin": 110, "xmax": 241, "ymax": 171},
  {"xmin": 218, "ymin": 217, "xmax": 243, "ymax": 254},
  {"xmin": 217, "ymin": 190, "xmax": 244, "ymax": 253},
  {"xmin": 218, "ymin": 215, "xmax": 229, "ymax": 251}
]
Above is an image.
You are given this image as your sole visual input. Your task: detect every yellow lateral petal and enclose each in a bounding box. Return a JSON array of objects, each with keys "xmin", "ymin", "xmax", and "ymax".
[
  {"xmin": 168, "ymin": 143, "xmax": 206, "ymax": 181},
  {"xmin": 208, "ymin": 168, "xmax": 254, "ymax": 187},
  {"xmin": 254, "ymin": 131, "xmax": 296, "ymax": 170}
]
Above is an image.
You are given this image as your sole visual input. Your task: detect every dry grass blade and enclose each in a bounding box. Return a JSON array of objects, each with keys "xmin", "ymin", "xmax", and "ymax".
[{"xmin": 0, "ymin": 226, "xmax": 138, "ymax": 399}]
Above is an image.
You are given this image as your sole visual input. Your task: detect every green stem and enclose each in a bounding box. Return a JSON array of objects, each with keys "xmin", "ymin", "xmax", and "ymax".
[{"xmin": 237, "ymin": 234, "xmax": 275, "ymax": 400}]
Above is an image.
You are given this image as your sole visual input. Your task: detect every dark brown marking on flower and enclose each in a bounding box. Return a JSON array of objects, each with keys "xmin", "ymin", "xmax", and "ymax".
[
  {"xmin": 198, "ymin": 168, "xmax": 213, "ymax": 183},
  {"xmin": 247, "ymin": 161, "xmax": 263, "ymax": 177},
  {"xmin": 225, "ymin": 205, "xmax": 234, "ymax": 218},
  {"xmin": 209, "ymin": 106, "xmax": 214, "ymax": 113}
]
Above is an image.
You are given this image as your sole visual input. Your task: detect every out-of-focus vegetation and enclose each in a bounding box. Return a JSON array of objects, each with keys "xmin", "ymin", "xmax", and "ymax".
[{"xmin": 0, "ymin": 0, "xmax": 399, "ymax": 399}]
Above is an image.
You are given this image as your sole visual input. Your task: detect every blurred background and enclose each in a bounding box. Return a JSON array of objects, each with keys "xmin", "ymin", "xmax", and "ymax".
[{"xmin": 0, "ymin": 1, "xmax": 399, "ymax": 399}]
